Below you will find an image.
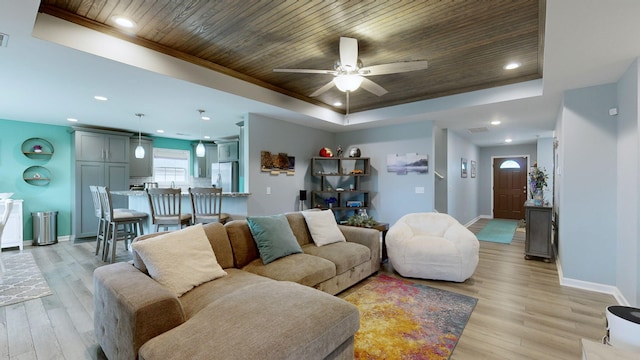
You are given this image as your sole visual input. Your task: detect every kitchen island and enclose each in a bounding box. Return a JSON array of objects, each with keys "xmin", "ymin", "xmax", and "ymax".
[{"xmin": 111, "ymin": 190, "xmax": 250, "ymax": 234}]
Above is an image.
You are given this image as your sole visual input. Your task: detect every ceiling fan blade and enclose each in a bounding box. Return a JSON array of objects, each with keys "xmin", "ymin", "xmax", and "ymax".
[
  {"xmin": 360, "ymin": 60, "xmax": 429, "ymax": 76},
  {"xmin": 273, "ymin": 68, "xmax": 336, "ymax": 74},
  {"xmin": 309, "ymin": 81, "xmax": 336, "ymax": 97},
  {"xmin": 339, "ymin": 37, "xmax": 358, "ymax": 71},
  {"xmin": 360, "ymin": 78, "xmax": 388, "ymax": 96}
]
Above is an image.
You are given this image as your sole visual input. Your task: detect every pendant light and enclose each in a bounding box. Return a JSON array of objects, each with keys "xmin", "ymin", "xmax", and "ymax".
[
  {"xmin": 195, "ymin": 109, "xmax": 206, "ymax": 158},
  {"xmin": 134, "ymin": 113, "xmax": 145, "ymax": 159}
]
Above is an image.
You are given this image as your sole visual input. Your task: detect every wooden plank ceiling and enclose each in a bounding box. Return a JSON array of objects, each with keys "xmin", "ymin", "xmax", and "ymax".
[{"xmin": 39, "ymin": 0, "xmax": 545, "ymax": 114}]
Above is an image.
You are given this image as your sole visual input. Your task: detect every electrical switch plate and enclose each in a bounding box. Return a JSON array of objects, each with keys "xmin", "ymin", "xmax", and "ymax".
[
  {"xmin": 415, "ymin": 187, "xmax": 425, "ymax": 194},
  {"xmin": 266, "ymin": 187, "xmax": 271, "ymax": 195}
]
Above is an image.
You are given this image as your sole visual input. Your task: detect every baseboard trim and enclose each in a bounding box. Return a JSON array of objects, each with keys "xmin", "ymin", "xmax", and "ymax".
[
  {"xmin": 464, "ymin": 214, "xmax": 492, "ymax": 227},
  {"xmin": 556, "ymin": 259, "xmax": 629, "ymax": 306},
  {"xmin": 23, "ymin": 235, "xmax": 71, "ymax": 247}
]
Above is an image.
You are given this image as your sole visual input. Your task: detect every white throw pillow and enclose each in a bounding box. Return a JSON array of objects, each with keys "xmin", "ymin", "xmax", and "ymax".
[
  {"xmin": 131, "ymin": 224, "xmax": 227, "ymax": 296},
  {"xmin": 301, "ymin": 209, "xmax": 346, "ymax": 246}
]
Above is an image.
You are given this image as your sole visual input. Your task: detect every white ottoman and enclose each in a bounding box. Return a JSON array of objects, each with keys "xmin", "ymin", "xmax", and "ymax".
[{"xmin": 386, "ymin": 212, "xmax": 479, "ymax": 282}]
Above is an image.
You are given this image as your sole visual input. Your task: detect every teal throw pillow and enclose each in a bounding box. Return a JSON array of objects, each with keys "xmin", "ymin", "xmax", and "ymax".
[{"xmin": 247, "ymin": 214, "xmax": 303, "ymax": 265}]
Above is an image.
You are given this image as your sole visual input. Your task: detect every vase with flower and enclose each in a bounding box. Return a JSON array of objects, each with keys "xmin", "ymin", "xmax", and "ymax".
[
  {"xmin": 325, "ymin": 197, "xmax": 337, "ymax": 209},
  {"xmin": 528, "ymin": 162, "xmax": 548, "ymax": 206}
]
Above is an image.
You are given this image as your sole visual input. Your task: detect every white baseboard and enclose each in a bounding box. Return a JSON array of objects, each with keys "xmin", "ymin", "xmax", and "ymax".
[
  {"xmin": 556, "ymin": 259, "xmax": 629, "ymax": 306},
  {"xmin": 464, "ymin": 214, "xmax": 493, "ymax": 227},
  {"xmin": 23, "ymin": 235, "xmax": 71, "ymax": 248}
]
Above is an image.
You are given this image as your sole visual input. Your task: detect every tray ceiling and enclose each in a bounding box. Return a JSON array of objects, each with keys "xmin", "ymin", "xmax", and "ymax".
[{"xmin": 39, "ymin": 0, "xmax": 545, "ymax": 114}]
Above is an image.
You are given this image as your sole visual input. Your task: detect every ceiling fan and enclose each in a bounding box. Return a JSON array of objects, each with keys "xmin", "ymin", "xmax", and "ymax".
[{"xmin": 273, "ymin": 37, "xmax": 429, "ymax": 98}]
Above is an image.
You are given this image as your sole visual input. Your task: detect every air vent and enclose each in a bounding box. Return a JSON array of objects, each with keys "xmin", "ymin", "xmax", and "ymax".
[
  {"xmin": 0, "ymin": 33, "xmax": 8, "ymax": 48},
  {"xmin": 468, "ymin": 127, "xmax": 489, "ymax": 133}
]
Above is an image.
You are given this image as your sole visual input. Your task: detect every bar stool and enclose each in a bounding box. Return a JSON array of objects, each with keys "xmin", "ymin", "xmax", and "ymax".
[
  {"xmin": 146, "ymin": 188, "xmax": 192, "ymax": 232},
  {"xmin": 89, "ymin": 185, "xmax": 108, "ymax": 257},
  {"xmin": 188, "ymin": 187, "xmax": 230, "ymax": 225},
  {"xmin": 98, "ymin": 186, "xmax": 147, "ymax": 263}
]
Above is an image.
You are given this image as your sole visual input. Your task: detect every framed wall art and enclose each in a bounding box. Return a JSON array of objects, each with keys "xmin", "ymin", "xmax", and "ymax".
[
  {"xmin": 261, "ymin": 151, "xmax": 295, "ymax": 175},
  {"xmin": 461, "ymin": 158, "xmax": 468, "ymax": 178},
  {"xmin": 386, "ymin": 153, "xmax": 428, "ymax": 174}
]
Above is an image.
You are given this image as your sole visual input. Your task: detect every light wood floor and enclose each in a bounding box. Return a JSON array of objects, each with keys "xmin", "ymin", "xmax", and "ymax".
[{"xmin": 0, "ymin": 219, "xmax": 616, "ymax": 359}]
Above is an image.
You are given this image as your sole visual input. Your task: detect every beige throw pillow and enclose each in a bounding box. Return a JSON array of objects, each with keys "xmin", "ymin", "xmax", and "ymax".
[
  {"xmin": 131, "ymin": 224, "xmax": 227, "ymax": 296},
  {"xmin": 301, "ymin": 209, "xmax": 346, "ymax": 246}
]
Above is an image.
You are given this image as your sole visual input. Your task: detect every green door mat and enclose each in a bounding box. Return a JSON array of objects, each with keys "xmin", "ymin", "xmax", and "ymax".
[{"xmin": 476, "ymin": 219, "xmax": 519, "ymax": 244}]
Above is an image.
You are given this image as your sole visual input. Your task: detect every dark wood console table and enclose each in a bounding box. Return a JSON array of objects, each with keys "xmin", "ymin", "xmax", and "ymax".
[
  {"xmin": 343, "ymin": 222, "xmax": 389, "ymax": 263},
  {"xmin": 524, "ymin": 201, "xmax": 553, "ymax": 262}
]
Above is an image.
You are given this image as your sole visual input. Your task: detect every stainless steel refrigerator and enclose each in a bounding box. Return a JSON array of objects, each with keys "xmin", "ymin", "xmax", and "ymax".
[{"xmin": 211, "ymin": 161, "xmax": 239, "ymax": 192}]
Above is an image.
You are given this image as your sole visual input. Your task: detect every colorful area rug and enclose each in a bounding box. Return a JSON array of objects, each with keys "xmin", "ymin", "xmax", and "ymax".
[
  {"xmin": 475, "ymin": 219, "xmax": 519, "ymax": 244},
  {"xmin": 344, "ymin": 274, "xmax": 477, "ymax": 359},
  {"xmin": 0, "ymin": 252, "xmax": 52, "ymax": 307}
]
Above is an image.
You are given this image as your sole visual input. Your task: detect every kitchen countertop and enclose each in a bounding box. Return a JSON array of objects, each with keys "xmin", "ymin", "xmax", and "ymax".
[{"xmin": 111, "ymin": 190, "xmax": 251, "ymax": 197}]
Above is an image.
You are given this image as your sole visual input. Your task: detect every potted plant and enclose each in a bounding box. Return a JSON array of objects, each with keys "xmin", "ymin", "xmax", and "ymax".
[
  {"xmin": 528, "ymin": 162, "xmax": 548, "ymax": 205},
  {"xmin": 346, "ymin": 213, "xmax": 377, "ymax": 228}
]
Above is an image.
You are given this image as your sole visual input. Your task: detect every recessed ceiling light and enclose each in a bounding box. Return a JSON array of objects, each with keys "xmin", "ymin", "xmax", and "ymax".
[
  {"xmin": 504, "ymin": 62, "xmax": 521, "ymax": 70},
  {"xmin": 490, "ymin": 120, "xmax": 501, "ymax": 125},
  {"xmin": 113, "ymin": 16, "xmax": 136, "ymax": 28},
  {"xmin": 334, "ymin": 101, "xmax": 343, "ymax": 106},
  {"xmin": 67, "ymin": 118, "xmax": 78, "ymax": 122},
  {"xmin": 505, "ymin": 138, "xmax": 513, "ymax": 143},
  {"xmin": 94, "ymin": 95, "xmax": 108, "ymax": 101},
  {"xmin": 156, "ymin": 129, "xmax": 164, "ymax": 133}
]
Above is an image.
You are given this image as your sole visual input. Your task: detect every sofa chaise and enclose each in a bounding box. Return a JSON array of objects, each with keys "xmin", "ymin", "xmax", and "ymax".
[{"xmin": 93, "ymin": 211, "xmax": 381, "ymax": 359}]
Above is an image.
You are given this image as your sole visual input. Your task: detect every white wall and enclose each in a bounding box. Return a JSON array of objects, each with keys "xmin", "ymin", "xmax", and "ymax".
[
  {"xmin": 560, "ymin": 84, "xmax": 618, "ymax": 286},
  {"xmin": 446, "ymin": 131, "xmax": 480, "ymax": 224},
  {"xmin": 336, "ymin": 120, "xmax": 435, "ymax": 226},
  {"xmin": 536, "ymin": 137, "xmax": 555, "ymax": 206},
  {"xmin": 245, "ymin": 113, "xmax": 334, "ymax": 216},
  {"xmin": 615, "ymin": 59, "xmax": 639, "ymax": 306},
  {"xmin": 433, "ymin": 127, "xmax": 448, "ymax": 213}
]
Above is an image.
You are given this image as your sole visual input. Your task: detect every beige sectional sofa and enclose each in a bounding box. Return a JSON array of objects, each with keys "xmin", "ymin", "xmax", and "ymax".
[{"xmin": 93, "ymin": 211, "xmax": 381, "ymax": 360}]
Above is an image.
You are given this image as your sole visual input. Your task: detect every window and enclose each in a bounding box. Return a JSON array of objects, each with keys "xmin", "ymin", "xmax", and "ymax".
[
  {"xmin": 153, "ymin": 148, "xmax": 190, "ymax": 187},
  {"xmin": 499, "ymin": 160, "xmax": 521, "ymax": 169}
]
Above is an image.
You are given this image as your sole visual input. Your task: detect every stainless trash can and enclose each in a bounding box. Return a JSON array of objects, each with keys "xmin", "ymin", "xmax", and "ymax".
[{"xmin": 32, "ymin": 211, "xmax": 58, "ymax": 246}]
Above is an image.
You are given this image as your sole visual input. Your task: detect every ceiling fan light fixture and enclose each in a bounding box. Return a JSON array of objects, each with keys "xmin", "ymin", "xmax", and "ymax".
[{"xmin": 334, "ymin": 74, "xmax": 363, "ymax": 92}]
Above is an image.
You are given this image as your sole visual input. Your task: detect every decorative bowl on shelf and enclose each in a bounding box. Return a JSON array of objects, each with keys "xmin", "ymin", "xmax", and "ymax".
[{"xmin": 0, "ymin": 192, "xmax": 14, "ymax": 200}]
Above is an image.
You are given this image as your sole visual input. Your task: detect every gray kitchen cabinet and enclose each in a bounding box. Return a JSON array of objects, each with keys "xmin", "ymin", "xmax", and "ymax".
[
  {"xmin": 130, "ymin": 137, "xmax": 153, "ymax": 177},
  {"xmin": 75, "ymin": 130, "xmax": 130, "ymax": 162},
  {"xmin": 217, "ymin": 141, "xmax": 238, "ymax": 162},
  {"xmin": 193, "ymin": 143, "xmax": 217, "ymax": 178},
  {"xmin": 72, "ymin": 129, "xmax": 130, "ymax": 239}
]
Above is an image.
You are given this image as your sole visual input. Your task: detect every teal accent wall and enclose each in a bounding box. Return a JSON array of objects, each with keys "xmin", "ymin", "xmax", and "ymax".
[{"xmin": 0, "ymin": 119, "xmax": 72, "ymax": 240}]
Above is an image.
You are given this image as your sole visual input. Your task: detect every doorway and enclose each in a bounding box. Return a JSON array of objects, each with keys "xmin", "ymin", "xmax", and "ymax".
[{"xmin": 493, "ymin": 156, "xmax": 528, "ymax": 220}]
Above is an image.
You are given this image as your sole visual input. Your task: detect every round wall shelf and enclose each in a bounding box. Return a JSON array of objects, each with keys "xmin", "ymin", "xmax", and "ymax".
[
  {"xmin": 23, "ymin": 166, "xmax": 51, "ymax": 186},
  {"xmin": 21, "ymin": 138, "xmax": 54, "ymax": 159}
]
